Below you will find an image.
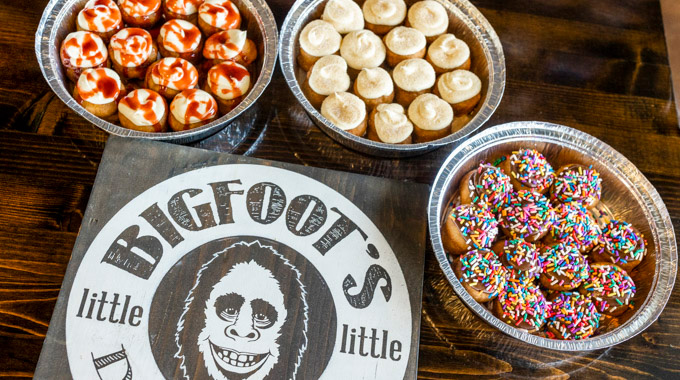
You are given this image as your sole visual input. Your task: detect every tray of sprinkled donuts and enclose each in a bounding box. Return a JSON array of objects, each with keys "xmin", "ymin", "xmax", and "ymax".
[
  {"xmin": 35, "ymin": 0, "xmax": 277, "ymax": 143},
  {"xmin": 429, "ymin": 121, "xmax": 677, "ymax": 351},
  {"xmin": 279, "ymin": 0, "xmax": 505, "ymax": 157}
]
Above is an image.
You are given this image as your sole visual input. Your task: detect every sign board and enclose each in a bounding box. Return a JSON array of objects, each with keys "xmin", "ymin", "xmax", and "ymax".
[{"xmin": 35, "ymin": 136, "xmax": 428, "ymax": 380}]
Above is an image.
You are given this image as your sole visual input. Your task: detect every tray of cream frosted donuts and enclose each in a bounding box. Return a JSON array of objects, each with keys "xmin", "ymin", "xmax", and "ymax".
[
  {"xmin": 429, "ymin": 121, "xmax": 677, "ymax": 351},
  {"xmin": 279, "ymin": 0, "xmax": 505, "ymax": 157},
  {"xmin": 36, "ymin": 0, "xmax": 277, "ymax": 143}
]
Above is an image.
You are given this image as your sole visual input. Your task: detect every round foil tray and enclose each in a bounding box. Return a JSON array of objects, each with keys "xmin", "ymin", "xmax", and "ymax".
[
  {"xmin": 428, "ymin": 121, "xmax": 677, "ymax": 351},
  {"xmin": 279, "ymin": 0, "xmax": 505, "ymax": 157},
  {"xmin": 35, "ymin": 0, "xmax": 278, "ymax": 144}
]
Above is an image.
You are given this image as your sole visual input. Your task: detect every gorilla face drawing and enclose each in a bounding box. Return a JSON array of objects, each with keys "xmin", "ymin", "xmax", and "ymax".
[{"xmin": 198, "ymin": 261, "xmax": 287, "ymax": 379}]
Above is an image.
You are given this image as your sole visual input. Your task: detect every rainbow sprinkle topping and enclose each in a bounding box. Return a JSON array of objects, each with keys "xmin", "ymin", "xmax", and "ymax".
[
  {"xmin": 582, "ymin": 264, "xmax": 636, "ymax": 314},
  {"xmin": 595, "ymin": 220, "xmax": 647, "ymax": 266},
  {"xmin": 508, "ymin": 148, "xmax": 555, "ymax": 191},
  {"xmin": 502, "ymin": 238, "xmax": 542, "ymax": 277},
  {"xmin": 546, "ymin": 292, "xmax": 600, "ymax": 340},
  {"xmin": 549, "ymin": 203, "xmax": 601, "ymax": 248},
  {"xmin": 541, "ymin": 242, "xmax": 590, "ymax": 289},
  {"xmin": 499, "ymin": 190, "xmax": 555, "ymax": 240},
  {"xmin": 498, "ymin": 279, "xmax": 548, "ymax": 330},
  {"xmin": 467, "ymin": 162, "xmax": 512, "ymax": 213},
  {"xmin": 450, "ymin": 204, "xmax": 499, "ymax": 250},
  {"xmin": 458, "ymin": 249, "xmax": 507, "ymax": 297},
  {"xmin": 551, "ymin": 164, "xmax": 602, "ymax": 207}
]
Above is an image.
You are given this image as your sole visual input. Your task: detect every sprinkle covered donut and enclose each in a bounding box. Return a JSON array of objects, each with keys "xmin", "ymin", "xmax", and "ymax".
[
  {"xmin": 459, "ymin": 162, "xmax": 512, "ymax": 213},
  {"xmin": 493, "ymin": 279, "xmax": 548, "ymax": 333},
  {"xmin": 546, "ymin": 292, "xmax": 600, "ymax": 340},
  {"xmin": 590, "ymin": 220, "xmax": 647, "ymax": 272},
  {"xmin": 545, "ymin": 203, "xmax": 601, "ymax": 250},
  {"xmin": 580, "ymin": 263, "xmax": 636, "ymax": 316},
  {"xmin": 453, "ymin": 249, "xmax": 507, "ymax": 302},
  {"xmin": 498, "ymin": 190, "xmax": 555, "ymax": 241},
  {"xmin": 498, "ymin": 148, "xmax": 555, "ymax": 194},
  {"xmin": 441, "ymin": 203, "xmax": 499, "ymax": 255},
  {"xmin": 551, "ymin": 164, "xmax": 602, "ymax": 208},
  {"xmin": 540, "ymin": 242, "xmax": 590, "ymax": 291},
  {"xmin": 492, "ymin": 238, "xmax": 542, "ymax": 281}
]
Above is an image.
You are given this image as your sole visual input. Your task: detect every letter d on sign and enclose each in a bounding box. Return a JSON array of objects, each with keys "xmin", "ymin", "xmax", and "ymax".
[{"xmin": 101, "ymin": 225, "xmax": 162, "ymax": 279}]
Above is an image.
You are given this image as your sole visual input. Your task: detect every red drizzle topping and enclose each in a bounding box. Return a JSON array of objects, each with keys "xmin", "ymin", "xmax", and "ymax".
[
  {"xmin": 61, "ymin": 32, "xmax": 107, "ymax": 68},
  {"xmin": 110, "ymin": 28, "xmax": 153, "ymax": 67},
  {"xmin": 80, "ymin": 0, "xmax": 122, "ymax": 32},
  {"xmin": 160, "ymin": 20, "xmax": 202, "ymax": 53},
  {"xmin": 120, "ymin": 89, "xmax": 165, "ymax": 124},
  {"xmin": 78, "ymin": 68, "xmax": 121, "ymax": 102},
  {"xmin": 199, "ymin": 0, "xmax": 241, "ymax": 29},
  {"xmin": 208, "ymin": 61, "xmax": 250, "ymax": 98}
]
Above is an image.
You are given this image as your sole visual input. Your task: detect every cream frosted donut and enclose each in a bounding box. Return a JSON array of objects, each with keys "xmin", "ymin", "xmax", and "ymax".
[
  {"xmin": 166, "ymin": 0, "xmax": 203, "ymax": 16},
  {"xmin": 407, "ymin": 0, "xmax": 448, "ymax": 38},
  {"xmin": 77, "ymin": 0, "xmax": 123, "ymax": 34},
  {"xmin": 148, "ymin": 57, "xmax": 199, "ymax": 91},
  {"xmin": 384, "ymin": 26, "xmax": 426, "ymax": 56},
  {"xmin": 373, "ymin": 103, "xmax": 412, "ymax": 143},
  {"xmin": 437, "ymin": 69, "xmax": 481, "ymax": 104},
  {"xmin": 170, "ymin": 89, "xmax": 218, "ymax": 124},
  {"xmin": 300, "ymin": 20, "xmax": 342, "ymax": 57},
  {"xmin": 407, "ymin": 93, "xmax": 452, "ymax": 130},
  {"xmin": 119, "ymin": 89, "xmax": 167, "ymax": 126},
  {"xmin": 340, "ymin": 30, "xmax": 386, "ymax": 70},
  {"xmin": 362, "ymin": 0, "xmax": 407, "ymax": 27},
  {"xmin": 109, "ymin": 28, "xmax": 154, "ymax": 67},
  {"xmin": 76, "ymin": 67, "xmax": 122, "ymax": 105},
  {"xmin": 393, "ymin": 58, "xmax": 435, "ymax": 92},
  {"xmin": 321, "ymin": 92, "xmax": 366, "ymax": 131},
  {"xmin": 322, "ymin": 0, "xmax": 364, "ymax": 34},
  {"xmin": 159, "ymin": 19, "xmax": 202, "ymax": 53},
  {"xmin": 203, "ymin": 29, "xmax": 246, "ymax": 59},
  {"xmin": 119, "ymin": 0, "xmax": 161, "ymax": 17},
  {"xmin": 308, "ymin": 55, "xmax": 351, "ymax": 96},
  {"xmin": 61, "ymin": 31, "xmax": 108, "ymax": 68},
  {"xmin": 355, "ymin": 67, "xmax": 393, "ymax": 99},
  {"xmin": 427, "ymin": 34, "xmax": 470, "ymax": 70},
  {"xmin": 206, "ymin": 61, "xmax": 251, "ymax": 100},
  {"xmin": 199, "ymin": 0, "xmax": 241, "ymax": 30}
]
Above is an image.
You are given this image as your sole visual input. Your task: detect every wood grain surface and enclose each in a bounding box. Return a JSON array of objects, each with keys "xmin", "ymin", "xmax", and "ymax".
[{"xmin": 1, "ymin": 0, "xmax": 679, "ymax": 378}]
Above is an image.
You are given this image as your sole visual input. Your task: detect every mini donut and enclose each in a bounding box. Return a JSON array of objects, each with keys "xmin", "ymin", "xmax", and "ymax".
[
  {"xmin": 163, "ymin": 0, "xmax": 204, "ymax": 24},
  {"xmin": 590, "ymin": 220, "xmax": 647, "ymax": 272},
  {"xmin": 303, "ymin": 55, "xmax": 351, "ymax": 109},
  {"xmin": 145, "ymin": 57, "xmax": 199, "ymax": 100},
  {"xmin": 453, "ymin": 249, "xmax": 507, "ymax": 303},
  {"xmin": 158, "ymin": 19, "xmax": 204, "ymax": 64},
  {"xmin": 383, "ymin": 26, "xmax": 426, "ymax": 67},
  {"xmin": 367, "ymin": 103, "xmax": 412, "ymax": 144},
  {"xmin": 551, "ymin": 164, "xmax": 602, "ymax": 208},
  {"xmin": 321, "ymin": 0, "xmax": 364, "ymax": 34},
  {"xmin": 73, "ymin": 67, "xmax": 124, "ymax": 119},
  {"xmin": 539, "ymin": 242, "xmax": 590, "ymax": 291},
  {"xmin": 198, "ymin": 0, "xmax": 241, "ymax": 37},
  {"xmin": 76, "ymin": 0, "xmax": 123, "ymax": 42},
  {"xmin": 118, "ymin": 89, "xmax": 168, "ymax": 132},
  {"xmin": 406, "ymin": 0, "xmax": 449, "ymax": 43},
  {"xmin": 407, "ymin": 93, "xmax": 453, "ymax": 142},
  {"xmin": 119, "ymin": 0, "xmax": 162, "ymax": 28},
  {"xmin": 459, "ymin": 162, "xmax": 512, "ymax": 213},
  {"xmin": 203, "ymin": 61, "xmax": 251, "ymax": 115},
  {"xmin": 441, "ymin": 203, "xmax": 499, "ymax": 255},
  {"xmin": 580, "ymin": 263, "xmax": 636, "ymax": 316},
  {"xmin": 340, "ymin": 29, "xmax": 386, "ymax": 77},
  {"xmin": 493, "ymin": 279, "xmax": 548, "ymax": 333},
  {"xmin": 426, "ymin": 33, "xmax": 470, "ymax": 74},
  {"xmin": 353, "ymin": 67, "xmax": 394, "ymax": 110},
  {"xmin": 497, "ymin": 190, "xmax": 555, "ymax": 241},
  {"xmin": 546, "ymin": 292, "xmax": 600, "ymax": 340},
  {"xmin": 498, "ymin": 148, "xmax": 555, "ymax": 194},
  {"xmin": 392, "ymin": 58, "xmax": 435, "ymax": 108},
  {"xmin": 297, "ymin": 20, "xmax": 341, "ymax": 72},
  {"xmin": 203, "ymin": 29, "xmax": 258, "ymax": 68},
  {"xmin": 320, "ymin": 92, "xmax": 367, "ymax": 137},
  {"xmin": 545, "ymin": 203, "xmax": 601, "ymax": 251},
  {"xmin": 169, "ymin": 89, "xmax": 219, "ymax": 131},
  {"xmin": 433, "ymin": 69, "xmax": 481, "ymax": 115},
  {"xmin": 60, "ymin": 31, "xmax": 109, "ymax": 83},
  {"xmin": 109, "ymin": 28, "xmax": 158, "ymax": 80},
  {"xmin": 491, "ymin": 238, "xmax": 542, "ymax": 281},
  {"xmin": 362, "ymin": 0, "xmax": 407, "ymax": 35}
]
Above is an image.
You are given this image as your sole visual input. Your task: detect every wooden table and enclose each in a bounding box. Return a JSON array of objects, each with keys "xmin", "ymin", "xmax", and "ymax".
[{"xmin": 1, "ymin": 0, "xmax": 679, "ymax": 378}]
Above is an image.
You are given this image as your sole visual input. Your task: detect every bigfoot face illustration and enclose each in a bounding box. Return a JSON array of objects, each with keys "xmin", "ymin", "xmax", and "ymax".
[{"xmin": 198, "ymin": 261, "xmax": 287, "ymax": 379}]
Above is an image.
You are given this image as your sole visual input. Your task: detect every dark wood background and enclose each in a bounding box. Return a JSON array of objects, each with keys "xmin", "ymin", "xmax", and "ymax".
[{"xmin": 1, "ymin": 0, "xmax": 679, "ymax": 378}]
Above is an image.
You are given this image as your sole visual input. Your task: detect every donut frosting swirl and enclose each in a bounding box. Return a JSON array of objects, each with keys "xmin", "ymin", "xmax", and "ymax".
[
  {"xmin": 340, "ymin": 30, "xmax": 386, "ymax": 70},
  {"xmin": 110, "ymin": 28, "xmax": 154, "ymax": 67},
  {"xmin": 407, "ymin": 0, "xmax": 448, "ymax": 37},
  {"xmin": 170, "ymin": 89, "xmax": 218, "ymax": 124},
  {"xmin": 166, "ymin": 0, "xmax": 204, "ymax": 15},
  {"xmin": 119, "ymin": 89, "xmax": 166, "ymax": 126},
  {"xmin": 149, "ymin": 58, "xmax": 199, "ymax": 91},
  {"xmin": 300, "ymin": 20, "xmax": 342, "ymax": 57},
  {"xmin": 393, "ymin": 58, "xmax": 435, "ymax": 91},
  {"xmin": 373, "ymin": 103, "xmax": 412, "ymax": 143},
  {"xmin": 355, "ymin": 67, "xmax": 393, "ymax": 99},
  {"xmin": 199, "ymin": 0, "xmax": 240, "ymax": 29},
  {"xmin": 384, "ymin": 26, "xmax": 426, "ymax": 56},
  {"xmin": 427, "ymin": 34, "xmax": 470, "ymax": 70},
  {"xmin": 61, "ymin": 31, "xmax": 108, "ymax": 68},
  {"xmin": 308, "ymin": 55, "xmax": 350, "ymax": 96},
  {"xmin": 362, "ymin": 0, "xmax": 407, "ymax": 26},
  {"xmin": 77, "ymin": 0, "xmax": 122, "ymax": 33},
  {"xmin": 407, "ymin": 93, "xmax": 452, "ymax": 131},
  {"xmin": 76, "ymin": 68, "xmax": 122, "ymax": 105},
  {"xmin": 321, "ymin": 92, "xmax": 366, "ymax": 131},
  {"xmin": 160, "ymin": 19, "xmax": 202, "ymax": 53},
  {"xmin": 322, "ymin": 0, "xmax": 364, "ymax": 34},
  {"xmin": 437, "ymin": 69, "xmax": 482, "ymax": 104},
  {"xmin": 204, "ymin": 30, "xmax": 247, "ymax": 59},
  {"xmin": 119, "ymin": 0, "xmax": 161, "ymax": 17},
  {"xmin": 207, "ymin": 61, "xmax": 251, "ymax": 100}
]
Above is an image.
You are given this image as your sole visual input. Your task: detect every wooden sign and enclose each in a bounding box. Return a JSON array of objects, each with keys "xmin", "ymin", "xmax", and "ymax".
[{"xmin": 34, "ymin": 136, "xmax": 428, "ymax": 380}]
